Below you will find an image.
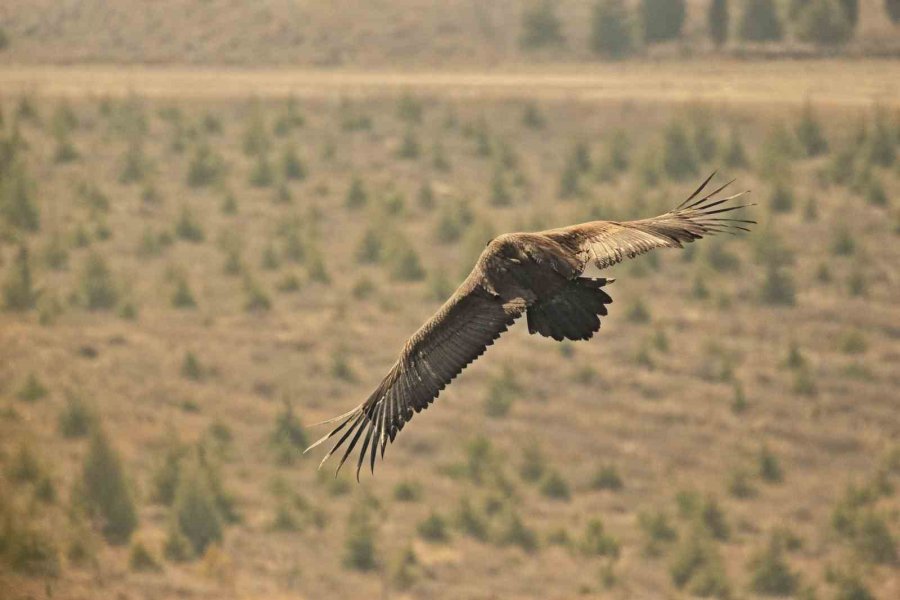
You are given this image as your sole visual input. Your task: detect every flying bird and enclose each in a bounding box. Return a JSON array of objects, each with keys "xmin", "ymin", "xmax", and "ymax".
[{"xmin": 307, "ymin": 173, "xmax": 752, "ymax": 478}]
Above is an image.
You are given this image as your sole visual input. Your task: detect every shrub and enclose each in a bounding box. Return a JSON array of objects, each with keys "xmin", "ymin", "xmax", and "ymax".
[
  {"xmin": 249, "ymin": 153, "xmax": 274, "ymax": 187},
  {"xmin": 540, "ymin": 471, "xmax": 571, "ymax": 500},
  {"xmin": 758, "ymin": 446, "xmax": 784, "ymax": 482},
  {"xmin": 770, "ymin": 180, "xmax": 795, "ymax": 213},
  {"xmin": 119, "ymin": 141, "xmax": 148, "ymax": 184},
  {"xmin": 81, "ymin": 427, "xmax": 138, "ymax": 544},
  {"xmin": 490, "ymin": 168, "xmax": 512, "ymax": 207},
  {"xmin": 171, "ymin": 273, "xmax": 197, "ymax": 308},
  {"xmin": 760, "ymin": 265, "xmax": 796, "ymax": 306},
  {"xmin": 864, "ymin": 177, "xmax": 887, "ymax": 207},
  {"xmin": 591, "ymin": 465, "xmax": 624, "ymax": 491},
  {"xmin": 81, "ymin": 252, "xmax": 117, "ymax": 311},
  {"xmin": 59, "ymin": 393, "xmax": 93, "ymax": 438},
  {"xmin": 129, "ymin": 541, "xmax": 162, "ymax": 572},
  {"xmin": 345, "ymin": 177, "xmax": 367, "ymax": 209},
  {"xmin": 670, "ymin": 527, "xmax": 729, "ymax": 597},
  {"xmin": 172, "ymin": 459, "xmax": 223, "ymax": 555},
  {"xmin": 590, "ymin": 0, "xmax": 634, "ymax": 58},
  {"xmin": 748, "ymin": 533, "xmax": 798, "ymax": 595},
  {"xmin": 521, "ymin": 1, "xmax": 565, "ymax": 48},
  {"xmin": 455, "ymin": 497, "xmax": 489, "ymax": 540},
  {"xmin": 344, "ymin": 503, "xmax": 377, "ymax": 571},
  {"xmin": 627, "ymin": 299, "xmax": 651, "ymax": 322},
  {"xmin": 852, "ymin": 511, "xmax": 897, "ymax": 564},
  {"xmin": 387, "ymin": 239, "xmax": 426, "ymax": 281},
  {"xmin": 519, "ymin": 443, "xmax": 546, "ymax": 483},
  {"xmin": 727, "ymin": 468, "xmax": 757, "ymax": 498},
  {"xmin": 389, "ymin": 544, "xmax": 420, "ymax": 591},
  {"xmin": 641, "ymin": 0, "xmax": 686, "ymax": 43},
  {"xmin": 281, "ymin": 145, "xmax": 306, "ymax": 181},
  {"xmin": 522, "ymin": 103, "xmax": 545, "ymax": 129},
  {"xmin": 243, "ymin": 276, "xmax": 272, "ymax": 313},
  {"xmin": 638, "ymin": 510, "xmax": 678, "ymax": 555},
  {"xmin": 175, "ymin": 206, "xmax": 204, "ymax": 242},
  {"xmin": 186, "ymin": 143, "xmax": 225, "ymax": 187},
  {"xmin": 865, "ymin": 111, "xmax": 896, "ymax": 167},
  {"xmin": 2, "ymin": 245, "xmax": 36, "ymax": 311},
  {"xmin": 397, "ymin": 130, "xmax": 420, "ymax": 159},
  {"xmin": 739, "ymin": 0, "xmax": 783, "ymax": 41},
  {"xmin": 17, "ymin": 373, "xmax": 47, "ymax": 403},
  {"xmin": 42, "ymin": 233, "xmax": 69, "ymax": 271},
  {"xmin": 393, "ymin": 480, "xmax": 423, "ymax": 502},
  {"xmin": 662, "ymin": 121, "xmax": 699, "ymax": 180},
  {"xmin": 796, "ymin": 103, "xmax": 829, "ymax": 156},
  {"xmin": 495, "ymin": 510, "xmax": 538, "ymax": 552},
  {"xmin": 7, "ymin": 441, "xmax": 42, "ymax": 483},
  {"xmin": 0, "ymin": 495, "xmax": 60, "ymax": 576},
  {"xmin": 417, "ymin": 512, "xmax": 450, "ymax": 542},
  {"xmin": 484, "ymin": 370, "xmax": 517, "ymax": 417},
  {"xmin": 580, "ymin": 518, "xmax": 620, "ymax": 557},
  {"xmin": 709, "ymin": 0, "xmax": 729, "ymax": 47},
  {"xmin": 795, "ymin": 0, "xmax": 853, "ymax": 46},
  {"xmin": 270, "ymin": 400, "xmax": 308, "ymax": 465},
  {"xmin": 0, "ymin": 27, "xmax": 8, "ymax": 50},
  {"xmin": 699, "ymin": 496, "xmax": 730, "ymax": 540},
  {"xmin": 180, "ymin": 352, "xmax": 204, "ymax": 381},
  {"xmin": 150, "ymin": 433, "xmax": 185, "ymax": 505},
  {"xmin": 723, "ymin": 127, "xmax": 748, "ymax": 168},
  {"xmin": 1, "ymin": 164, "xmax": 40, "ymax": 231}
]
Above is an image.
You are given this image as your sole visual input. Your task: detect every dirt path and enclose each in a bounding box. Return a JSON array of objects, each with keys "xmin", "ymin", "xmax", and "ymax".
[{"xmin": 0, "ymin": 61, "xmax": 898, "ymax": 107}]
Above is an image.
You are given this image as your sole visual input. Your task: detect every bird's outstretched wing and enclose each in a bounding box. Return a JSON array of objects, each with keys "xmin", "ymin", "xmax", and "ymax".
[
  {"xmin": 306, "ymin": 285, "xmax": 525, "ymax": 478},
  {"xmin": 542, "ymin": 173, "xmax": 754, "ymax": 272}
]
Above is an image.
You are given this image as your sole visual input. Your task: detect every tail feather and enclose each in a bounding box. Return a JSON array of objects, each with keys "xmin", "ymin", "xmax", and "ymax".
[{"xmin": 527, "ymin": 277, "xmax": 613, "ymax": 342}]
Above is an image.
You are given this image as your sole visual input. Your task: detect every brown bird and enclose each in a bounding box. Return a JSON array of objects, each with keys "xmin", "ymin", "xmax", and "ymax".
[{"xmin": 307, "ymin": 173, "xmax": 752, "ymax": 477}]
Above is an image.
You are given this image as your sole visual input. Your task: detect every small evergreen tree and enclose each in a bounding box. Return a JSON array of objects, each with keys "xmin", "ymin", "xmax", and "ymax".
[
  {"xmin": 590, "ymin": 0, "xmax": 634, "ymax": 59},
  {"xmin": 2, "ymin": 245, "xmax": 36, "ymax": 311},
  {"xmin": 795, "ymin": 0, "xmax": 853, "ymax": 46},
  {"xmin": 82, "ymin": 427, "xmax": 138, "ymax": 544},
  {"xmin": 840, "ymin": 0, "xmax": 859, "ymax": 27},
  {"xmin": 739, "ymin": 0, "xmax": 783, "ymax": 41},
  {"xmin": 748, "ymin": 533, "xmax": 798, "ymax": 595},
  {"xmin": 1, "ymin": 166, "xmax": 40, "ymax": 231},
  {"xmin": 344, "ymin": 502, "xmax": 377, "ymax": 571},
  {"xmin": 796, "ymin": 102, "xmax": 828, "ymax": 156},
  {"xmin": 81, "ymin": 253, "xmax": 118, "ymax": 310},
  {"xmin": 709, "ymin": 0, "xmax": 730, "ymax": 48},
  {"xmin": 641, "ymin": 0, "xmax": 686, "ymax": 43},
  {"xmin": 888, "ymin": 0, "xmax": 900, "ymax": 24},
  {"xmin": 172, "ymin": 458, "xmax": 223, "ymax": 555},
  {"xmin": 520, "ymin": 1, "xmax": 565, "ymax": 49},
  {"xmin": 662, "ymin": 121, "xmax": 699, "ymax": 180}
]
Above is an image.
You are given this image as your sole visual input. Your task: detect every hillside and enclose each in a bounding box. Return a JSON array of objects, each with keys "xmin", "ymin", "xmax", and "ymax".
[
  {"xmin": 1, "ymin": 81, "xmax": 899, "ymax": 599},
  {"xmin": 0, "ymin": 0, "xmax": 899, "ymax": 67}
]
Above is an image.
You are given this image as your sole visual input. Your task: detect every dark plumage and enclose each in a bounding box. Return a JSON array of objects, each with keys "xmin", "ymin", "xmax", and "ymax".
[{"xmin": 306, "ymin": 173, "xmax": 753, "ymax": 477}]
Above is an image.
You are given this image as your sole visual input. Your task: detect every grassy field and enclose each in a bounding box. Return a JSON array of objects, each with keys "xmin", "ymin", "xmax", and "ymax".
[{"xmin": 0, "ymin": 71, "xmax": 899, "ymax": 600}]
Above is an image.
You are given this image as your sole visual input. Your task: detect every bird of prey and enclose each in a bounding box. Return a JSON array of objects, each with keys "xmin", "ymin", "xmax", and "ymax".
[{"xmin": 307, "ymin": 173, "xmax": 752, "ymax": 477}]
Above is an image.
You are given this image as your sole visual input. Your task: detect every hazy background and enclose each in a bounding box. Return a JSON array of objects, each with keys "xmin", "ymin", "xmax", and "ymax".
[{"xmin": 0, "ymin": 2, "xmax": 898, "ymax": 599}]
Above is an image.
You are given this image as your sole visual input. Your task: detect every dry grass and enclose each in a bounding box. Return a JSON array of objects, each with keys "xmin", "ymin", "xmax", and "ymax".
[{"xmin": 0, "ymin": 84, "xmax": 898, "ymax": 600}]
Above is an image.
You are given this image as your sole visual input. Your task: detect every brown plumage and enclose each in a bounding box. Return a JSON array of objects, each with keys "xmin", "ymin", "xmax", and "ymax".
[{"xmin": 306, "ymin": 173, "xmax": 753, "ymax": 477}]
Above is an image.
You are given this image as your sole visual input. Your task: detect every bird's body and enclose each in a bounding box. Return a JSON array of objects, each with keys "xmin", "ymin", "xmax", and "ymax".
[{"xmin": 307, "ymin": 173, "xmax": 752, "ymax": 477}]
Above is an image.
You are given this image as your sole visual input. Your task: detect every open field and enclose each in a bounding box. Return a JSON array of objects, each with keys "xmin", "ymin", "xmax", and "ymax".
[{"xmin": 0, "ymin": 72, "xmax": 899, "ymax": 600}]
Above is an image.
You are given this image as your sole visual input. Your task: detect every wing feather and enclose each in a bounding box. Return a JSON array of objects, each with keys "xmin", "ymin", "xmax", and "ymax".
[
  {"xmin": 541, "ymin": 174, "xmax": 753, "ymax": 272},
  {"xmin": 307, "ymin": 284, "xmax": 524, "ymax": 477}
]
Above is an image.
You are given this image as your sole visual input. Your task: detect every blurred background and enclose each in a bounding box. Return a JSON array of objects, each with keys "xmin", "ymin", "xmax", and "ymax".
[{"xmin": 0, "ymin": 2, "xmax": 898, "ymax": 599}]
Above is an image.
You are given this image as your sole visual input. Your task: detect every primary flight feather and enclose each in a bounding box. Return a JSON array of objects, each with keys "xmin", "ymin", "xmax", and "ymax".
[{"xmin": 306, "ymin": 173, "xmax": 753, "ymax": 478}]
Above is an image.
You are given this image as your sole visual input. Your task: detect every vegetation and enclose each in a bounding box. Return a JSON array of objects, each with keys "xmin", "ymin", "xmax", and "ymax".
[{"xmin": 80, "ymin": 427, "xmax": 138, "ymax": 544}]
